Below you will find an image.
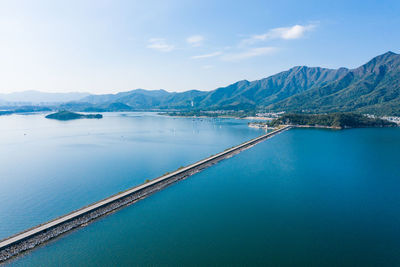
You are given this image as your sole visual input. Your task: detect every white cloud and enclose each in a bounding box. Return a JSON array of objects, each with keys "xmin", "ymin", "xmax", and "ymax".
[
  {"xmin": 191, "ymin": 51, "xmax": 222, "ymax": 59},
  {"xmin": 186, "ymin": 35, "xmax": 204, "ymax": 47},
  {"xmin": 147, "ymin": 38, "xmax": 175, "ymax": 52},
  {"xmin": 243, "ymin": 24, "xmax": 317, "ymax": 45},
  {"xmin": 221, "ymin": 47, "xmax": 278, "ymax": 61}
]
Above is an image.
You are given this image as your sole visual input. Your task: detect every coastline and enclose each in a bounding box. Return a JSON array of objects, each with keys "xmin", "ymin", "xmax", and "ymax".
[
  {"xmin": 247, "ymin": 123, "xmax": 397, "ymax": 130},
  {"xmin": 162, "ymin": 114, "xmax": 274, "ymax": 121},
  {"xmin": 293, "ymin": 124, "xmax": 342, "ymax": 130}
]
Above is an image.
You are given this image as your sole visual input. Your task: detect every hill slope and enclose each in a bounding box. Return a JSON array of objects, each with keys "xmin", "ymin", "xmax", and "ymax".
[
  {"xmin": 195, "ymin": 66, "xmax": 349, "ymax": 110},
  {"xmin": 268, "ymin": 51, "xmax": 400, "ymax": 115}
]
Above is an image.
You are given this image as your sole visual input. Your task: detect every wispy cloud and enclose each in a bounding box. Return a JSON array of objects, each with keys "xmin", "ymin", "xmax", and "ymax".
[
  {"xmin": 242, "ymin": 23, "xmax": 317, "ymax": 45},
  {"xmin": 186, "ymin": 35, "xmax": 204, "ymax": 47},
  {"xmin": 191, "ymin": 51, "xmax": 222, "ymax": 59},
  {"xmin": 147, "ymin": 38, "xmax": 175, "ymax": 52},
  {"xmin": 221, "ymin": 47, "xmax": 278, "ymax": 61}
]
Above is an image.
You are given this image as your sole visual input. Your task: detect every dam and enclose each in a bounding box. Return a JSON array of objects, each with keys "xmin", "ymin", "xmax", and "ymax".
[{"xmin": 0, "ymin": 125, "xmax": 292, "ymax": 263}]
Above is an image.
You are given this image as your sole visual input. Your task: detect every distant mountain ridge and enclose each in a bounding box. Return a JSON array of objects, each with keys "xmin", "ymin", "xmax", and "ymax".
[
  {"xmin": 79, "ymin": 67, "xmax": 351, "ymax": 111},
  {"xmin": 2, "ymin": 51, "xmax": 399, "ymax": 115},
  {"xmin": 80, "ymin": 89, "xmax": 207, "ymax": 109},
  {"xmin": 0, "ymin": 90, "xmax": 90, "ymax": 104},
  {"xmin": 77, "ymin": 51, "xmax": 400, "ymax": 115}
]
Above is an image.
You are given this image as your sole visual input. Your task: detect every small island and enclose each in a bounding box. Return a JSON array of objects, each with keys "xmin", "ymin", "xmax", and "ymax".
[
  {"xmin": 267, "ymin": 113, "xmax": 397, "ymax": 129},
  {"xmin": 45, "ymin": 111, "xmax": 103, "ymax": 121}
]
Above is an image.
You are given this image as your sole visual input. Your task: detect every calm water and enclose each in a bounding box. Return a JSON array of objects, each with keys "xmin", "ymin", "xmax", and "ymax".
[
  {"xmin": 0, "ymin": 113, "xmax": 263, "ymax": 239},
  {"xmin": 3, "ymin": 117, "xmax": 400, "ymax": 266}
]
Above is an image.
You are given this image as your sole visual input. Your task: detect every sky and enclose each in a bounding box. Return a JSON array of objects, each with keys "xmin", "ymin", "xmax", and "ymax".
[{"xmin": 0, "ymin": 0, "xmax": 399, "ymax": 94}]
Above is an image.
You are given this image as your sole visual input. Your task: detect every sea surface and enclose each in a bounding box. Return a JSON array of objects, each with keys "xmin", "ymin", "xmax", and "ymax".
[
  {"xmin": 0, "ymin": 112, "xmax": 263, "ymax": 239},
  {"xmin": 2, "ymin": 114, "xmax": 400, "ymax": 266}
]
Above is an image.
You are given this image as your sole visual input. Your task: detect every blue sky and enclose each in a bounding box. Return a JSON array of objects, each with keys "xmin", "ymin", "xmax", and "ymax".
[{"xmin": 0, "ymin": 0, "xmax": 399, "ymax": 93}]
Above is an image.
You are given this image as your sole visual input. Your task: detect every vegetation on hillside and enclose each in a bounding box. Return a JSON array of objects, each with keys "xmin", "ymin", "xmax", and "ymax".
[
  {"xmin": 269, "ymin": 113, "xmax": 396, "ymax": 129},
  {"xmin": 45, "ymin": 111, "xmax": 102, "ymax": 120},
  {"xmin": 268, "ymin": 52, "xmax": 400, "ymax": 115}
]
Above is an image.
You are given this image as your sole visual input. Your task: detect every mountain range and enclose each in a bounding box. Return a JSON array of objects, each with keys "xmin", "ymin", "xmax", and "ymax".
[
  {"xmin": 1, "ymin": 51, "xmax": 399, "ymax": 115},
  {"xmin": 0, "ymin": 91, "xmax": 90, "ymax": 104}
]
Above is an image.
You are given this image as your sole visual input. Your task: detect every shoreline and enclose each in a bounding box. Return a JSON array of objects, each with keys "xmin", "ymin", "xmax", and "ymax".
[
  {"xmin": 164, "ymin": 114, "xmax": 274, "ymax": 121},
  {"xmin": 248, "ymin": 124, "xmax": 397, "ymax": 130},
  {"xmin": 290, "ymin": 124, "xmax": 342, "ymax": 129}
]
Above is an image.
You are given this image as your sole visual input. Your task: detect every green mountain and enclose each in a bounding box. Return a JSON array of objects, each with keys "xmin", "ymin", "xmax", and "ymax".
[
  {"xmin": 66, "ymin": 51, "xmax": 400, "ymax": 115},
  {"xmin": 195, "ymin": 66, "xmax": 349, "ymax": 110},
  {"xmin": 78, "ymin": 67, "xmax": 350, "ymax": 111},
  {"xmin": 81, "ymin": 89, "xmax": 207, "ymax": 110},
  {"xmin": 268, "ymin": 51, "xmax": 400, "ymax": 115}
]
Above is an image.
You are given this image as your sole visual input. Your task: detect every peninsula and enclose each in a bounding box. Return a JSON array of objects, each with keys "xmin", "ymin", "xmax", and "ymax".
[
  {"xmin": 268, "ymin": 113, "xmax": 397, "ymax": 129},
  {"xmin": 45, "ymin": 111, "xmax": 102, "ymax": 121}
]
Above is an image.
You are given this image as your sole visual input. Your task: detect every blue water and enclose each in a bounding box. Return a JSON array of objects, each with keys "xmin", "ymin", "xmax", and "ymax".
[
  {"xmin": 0, "ymin": 113, "xmax": 263, "ymax": 240},
  {"xmin": 3, "ymin": 117, "xmax": 400, "ymax": 266}
]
